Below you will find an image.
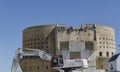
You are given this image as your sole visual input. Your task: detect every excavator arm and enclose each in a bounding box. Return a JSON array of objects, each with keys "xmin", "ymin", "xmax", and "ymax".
[
  {"xmin": 11, "ymin": 48, "xmax": 21, "ymax": 72},
  {"xmin": 11, "ymin": 48, "xmax": 52, "ymax": 72}
]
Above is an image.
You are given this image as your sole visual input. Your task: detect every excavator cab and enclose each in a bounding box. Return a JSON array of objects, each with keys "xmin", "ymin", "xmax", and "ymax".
[{"xmin": 51, "ymin": 55, "xmax": 64, "ymax": 67}]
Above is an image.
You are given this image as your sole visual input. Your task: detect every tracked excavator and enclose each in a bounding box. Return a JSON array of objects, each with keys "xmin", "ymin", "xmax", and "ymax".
[{"xmin": 11, "ymin": 48, "xmax": 88, "ymax": 72}]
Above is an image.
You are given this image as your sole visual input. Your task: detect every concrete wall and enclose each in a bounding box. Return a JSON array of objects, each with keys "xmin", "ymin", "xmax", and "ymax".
[
  {"xmin": 23, "ymin": 24, "xmax": 56, "ymax": 54},
  {"xmin": 20, "ymin": 58, "xmax": 53, "ymax": 72},
  {"xmin": 21, "ymin": 24, "xmax": 56, "ymax": 72},
  {"xmin": 20, "ymin": 24, "xmax": 116, "ymax": 72},
  {"xmin": 96, "ymin": 25, "xmax": 116, "ymax": 70}
]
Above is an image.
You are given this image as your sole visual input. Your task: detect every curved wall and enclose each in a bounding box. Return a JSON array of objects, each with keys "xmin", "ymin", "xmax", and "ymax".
[
  {"xmin": 21, "ymin": 24, "xmax": 116, "ymax": 72},
  {"xmin": 23, "ymin": 25, "xmax": 56, "ymax": 54}
]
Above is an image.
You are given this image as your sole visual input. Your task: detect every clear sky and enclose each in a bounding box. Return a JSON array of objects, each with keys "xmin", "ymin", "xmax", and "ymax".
[{"xmin": 0, "ymin": 0, "xmax": 120, "ymax": 72}]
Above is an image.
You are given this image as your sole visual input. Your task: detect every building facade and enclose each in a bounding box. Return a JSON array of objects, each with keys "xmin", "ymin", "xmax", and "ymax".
[{"xmin": 20, "ymin": 24, "xmax": 115, "ymax": 72}]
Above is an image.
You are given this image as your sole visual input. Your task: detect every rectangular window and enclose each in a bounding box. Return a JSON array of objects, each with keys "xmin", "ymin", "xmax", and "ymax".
[
  {"xmin": 106, "ymin": 52, "xmax": 109, "ymax": 57},
  {"xmin": 37, "ymin": 66, "xmax": 39, "ymax": 70},
  {"xmin": 85, "ymin": 42, "xmax": 94, "ymax": 50},
  {"xmin": 30, "ymin": 66, "xmax": 32, "ymax": 70},
  {"xmin": 101, "ymin": 65, "xmax": 103, "ymax": 69},
  {"xmin": 112, "ymin": 52, "xmax": 113, "ymax": 55},
  {"xmin": 99, "ymin": 52, "xmax": 102, "ymax": 56},
  {"xmin": 70, "ymin": 52, "xmax": 81, "ymax": 59},
  {"xmin": 60, "ymin": 42, "xmax": 69, "ymax": 50}
]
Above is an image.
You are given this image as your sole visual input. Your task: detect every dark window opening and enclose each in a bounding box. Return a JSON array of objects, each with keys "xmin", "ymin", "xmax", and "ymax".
[
  {"xmin": 106, "ymin": 38, "xmax": 108, "ymax": 40},
  {"xmin": 60, "ymin": 42, "xmax": 69, "ymax": 50},
  {"xmin": 46, "ymin": 66, "xmax": 48, "ymax": 69},
  {"xmin": 70, "ymin": 52, "xmax": 81, "ymax": 59},
  {"xmin": 34, "ymin": 38, "xmax": 36, "ymax": 40},
  {"xmin": 106, "ymin": 52, "xmax": 109, "ymax": 57},
  {"xmin": 85, "ymin": 42, "xmax": 94, "ymax": 50},
  {"xmin": 37, "ymin": 66, "xmax": 39, "ymax": 70},
  {"xmin": 112, "ymin": 52, "xmax": 114, "ymax": 55},
  {"xmin": 46, "ymin": 46, "xmax": 48, "ymax": 48},
  {"xmin": 99, "ymin": 52, "xmax": 102, "ymax": 56},
  {"xmin": 30, "ymin": 66, "xmax": 32, "ymax": 70},
  {"xmin": 37, "ymin": 38, "xmax": 39, "ymax": 40},
  {"xmin": 101, "ymin": 65, "xmax": 103, "ymax": 69},
  {"xmin": 46, "ymin": 37, "xmax": 48, "ymax": 40},
  {"xmin": 46, "ymin": 41, "xmax": 48, "ymax": 44}
]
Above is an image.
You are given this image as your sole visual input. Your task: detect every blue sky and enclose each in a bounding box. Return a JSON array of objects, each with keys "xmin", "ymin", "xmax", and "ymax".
[{"xmin": 0, "ymin": 0, "xmax": 120, "ymax": 72}]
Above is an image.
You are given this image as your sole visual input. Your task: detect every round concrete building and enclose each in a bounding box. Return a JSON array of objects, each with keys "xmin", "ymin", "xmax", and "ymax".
[
  {"xmin": 22, "ymin": 24, "xmax": 57, "ymax": 54},
  {"xmin": 20, "ymin": 24, "xmax": 116, "ymax": 72},
  {"xmin": 96, "ymin": 25, "xmax": 115, "ymax": 56},
  {"xmin": 21, "ymin": 25, "xmax": 57, "ymax": 72},
  {"xmin": 95, "ymin": 25, "xmax": 116, "ymax": 70}
]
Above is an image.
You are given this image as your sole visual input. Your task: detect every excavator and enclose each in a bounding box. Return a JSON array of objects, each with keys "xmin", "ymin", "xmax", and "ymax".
[{"xmin": 11, "ymin": 48, "xmax": 88, "ymax": 72}]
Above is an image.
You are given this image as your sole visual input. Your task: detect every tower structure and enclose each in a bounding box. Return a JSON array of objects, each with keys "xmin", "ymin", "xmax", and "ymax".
[{"xmin": 20, "ymin": 24, "xmax": 115, "ymax": 72}]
